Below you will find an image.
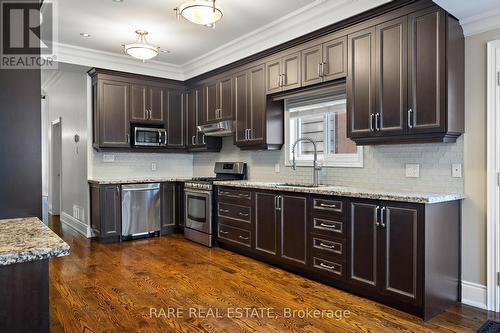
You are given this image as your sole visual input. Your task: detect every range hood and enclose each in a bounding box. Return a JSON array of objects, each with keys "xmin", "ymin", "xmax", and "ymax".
[{"xmin": 197, "ymin": 120, "xmax": 234, "ymax": 137}]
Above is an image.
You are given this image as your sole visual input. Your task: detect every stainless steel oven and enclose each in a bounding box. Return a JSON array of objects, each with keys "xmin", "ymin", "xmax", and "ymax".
[
  {"xmin": 132, "ymin": 125, "xmax": 167, "ymax": 147},
  {"xmin": 184, "ymin": 188, "xmax": 213, "ymax": 246},
  {"xmin": 183, "ymin": 162, "xmax": 247, "ymax": 247}
]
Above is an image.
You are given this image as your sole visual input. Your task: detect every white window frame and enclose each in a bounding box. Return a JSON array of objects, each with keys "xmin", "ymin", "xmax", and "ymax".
[{"xmin": 284, "ymin": 98, "xmax": 363, "ymax": 168}]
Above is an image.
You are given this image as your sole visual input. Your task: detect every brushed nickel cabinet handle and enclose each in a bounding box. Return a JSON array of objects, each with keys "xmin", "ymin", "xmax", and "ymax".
[
  {"xmin": 238, "ymin": 212, "xmax": 249, "ymax": 217},
  {"xmin": 220, "ymin": 230, "xmax": 229, "ymax": 235},
  {"xmin": 317, "ymin": 63, "xmax": 321, "ymax": 77},
  {"xmin": 408, "ymin": 109, "xmax": 413, "ymax": 128},
  {"xmin": 380, "ymin": 207, "xmax": 386, "ymax": 228},
  {"xmin": 319, "ymin": 203, "xmax": 338, "ymax": 208},
  {"xmin": 238, "ymin": 235, "xmax": 249, "ymax": 240},
  {"xmin": 219, "ymin": 209, "xmax": 229, "ymax": 213},
  {"xmin": 370, "ymin": 114, "xmax": 374, "ymax": 132},
  {"xmin": 375, "ymin": 206, "xmax": 380, "ymax": 227},
  {"xmin": 126, "ymin": 134, "xmax": 130, "ymax": 143},
  {"xmin": 191, "ymin": 135, "xmax": 196, "ymax": 146},
  {"xmin": 282, "ymin": 74, "xmax": 286, "ymax": 86},
  {"xmin": 319, "ymin": 223, "xmax": 338, "ymax": 229},
  {"xmin": 319, "ymin": 262, "xmax": 336, "ymax": 270},
  {"xmin": 375, "ymin": 113, "xmax": 380, "ymax": 131},
  {"xmin": 319, "ymin": 242, "xmax": 335, "ymax": 249},
  {"xmin": 202, "ymin": 134, "xmax": 206, "ymax": 145}
]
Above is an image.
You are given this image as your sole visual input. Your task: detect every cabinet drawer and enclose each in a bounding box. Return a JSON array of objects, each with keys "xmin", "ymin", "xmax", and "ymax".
[
  {"xmin": 218, "ymin": 187, "xmax": 254, "ymax": 204},
  {"xmin": 311, "ymin": 216, "xmax": 344, "ymax": 237},
  {"xmin": 312, "ymin": 197, "xmax": 344, "ymax": 215},
  {"xmin": 311, "ymin": 234, "xmax": 345, "ymax": 258},
  {"xmin": 218, "ymin": 202, "xmax": 251, "ymax": 223},
  {"xmin": 217, "ymin": 224, "xmax": 251, "ymax": 248},
  {"xmin": 311, "ymin": 256, "xmax": 345, "ymax": 279}
]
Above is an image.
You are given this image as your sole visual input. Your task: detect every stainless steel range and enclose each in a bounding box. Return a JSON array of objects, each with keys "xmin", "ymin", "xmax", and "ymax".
[{"xmin": 184, "ymin": 162, "xmax": 247, "ymax": 247}]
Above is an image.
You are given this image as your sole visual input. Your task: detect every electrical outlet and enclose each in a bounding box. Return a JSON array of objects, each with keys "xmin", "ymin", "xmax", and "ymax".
[
  {"xmin": 151, "ymin": 162, "xmax": 157, "ymax": 171},
  {"xmin": 274, "ymin": 163, "xmax": 280, "ymax": 173},
  {"xmin": 102, "ymin": 154, "xmax": 115, "ymax": 163},
  {"xmin": 405, "ymin": 164, "xmax": 420, "ymax": 178},
  {"xmin": 452, "ymin": 163, "xmax": 462, "ymax": 178}
]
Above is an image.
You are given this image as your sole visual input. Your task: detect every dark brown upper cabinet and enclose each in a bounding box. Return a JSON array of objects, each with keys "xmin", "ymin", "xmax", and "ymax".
[
  {"xmin": 347, "ymin": 7, "xmax": 464, "ymax": 145},
  {"xmin": 349, "ymin": 200, "xmax": 422, "ymax": 307},
  {"xmin": 203, "ymin": 76, "xmax": 233, "ymax": 123},
  {"xmin": 301, "ymin": 36, "xmax": 347, "ymax": 87},
  {"xmin": 130, "ymin": 84, "xmax": 165, "ymax": 124},
  {"xmin": 186, "ymin": 88, "xmax": 222, "ymax": 152},
  {"xmin": 265, "ymin": 51, "xmax": 301, "ymax": 94},
  {"xmin": 93, "ymin": 78, "xmax": 131, "ymax": 148},
  {"xmin": 234, "ymin": 64, "xmax": 284, "ymax": 150},
  {"xmin": 164, "ymin": 89, "xmax": 185, "ymax": 148}
]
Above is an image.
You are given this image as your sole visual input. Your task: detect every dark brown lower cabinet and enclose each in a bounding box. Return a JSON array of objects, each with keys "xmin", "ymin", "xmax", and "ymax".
[
  {"xmin": 90, "ymin": 183, "xmax": 122, "ymax": 243},
  {"xmin": 160, "ymin": 182, "xmax": 177, "ymax": 234},
  {"xmin": 216, "ymin": 187, "xmax": 460, "ymax": 320}
]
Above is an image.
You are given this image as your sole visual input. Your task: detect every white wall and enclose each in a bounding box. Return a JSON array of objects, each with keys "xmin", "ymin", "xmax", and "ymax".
[{"xmin": 42, "ymin": 67, "xmax": 89, "ymax": 225}]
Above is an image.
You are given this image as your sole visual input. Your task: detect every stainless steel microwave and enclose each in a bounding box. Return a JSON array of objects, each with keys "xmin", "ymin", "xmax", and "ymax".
[{"xmin": 132, "ymin": 126, "xmax": 167, "ymax": 147}]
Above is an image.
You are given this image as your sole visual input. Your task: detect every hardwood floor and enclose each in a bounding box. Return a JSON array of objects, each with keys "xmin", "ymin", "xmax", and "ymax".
[{"xmin": 48, "ymin": 216, "xmax": 497, "ymax": 332}]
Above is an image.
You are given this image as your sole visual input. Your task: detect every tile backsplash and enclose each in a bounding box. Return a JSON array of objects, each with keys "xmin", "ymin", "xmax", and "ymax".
[{"xmin": 193, "ymin": 137, "xmax": 464, "ymax": 193}]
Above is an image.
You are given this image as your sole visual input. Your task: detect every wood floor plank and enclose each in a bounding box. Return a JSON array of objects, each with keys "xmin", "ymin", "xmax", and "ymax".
[{"xmin": 48, "ymin": 216, "xmax": 492, "ymax": 332}]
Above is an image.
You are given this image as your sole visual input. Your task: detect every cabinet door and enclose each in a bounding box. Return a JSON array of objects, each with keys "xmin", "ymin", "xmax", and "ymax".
[
  {"xmin": 248, "ymin": 64, "xmax": 266, "ymax": 143},
  {"xmin": 161, "ymin": 182, "xmax": 176, "ymax": 234},
  {"xmin": 282, "ymin": 51, "xmax": 301, "ymax": 91},
  {"xmin": 380, "ymin": 203, "xmax": 422, "ymax": 305},
  {"xmin": 99, "ymin": 79, "xmax": 130, "ymax": 147},
  {"xmin": 218, "ymin": 76, "xmax": 233, "ymax": 120},
  {"xmin": 265, "ymin": 59, "xmax": 281, "ymax": 94},
  {"xmin": 408, "ymin": 8, "xmax": 446, "ymax": 133},
  {"xmin": 349, "ymin": 201, "xmax": 378, "ymax": 290},
  {"xmin": 255, "ymin": 192, "xmax": 278, "ymax": 256},
  {"xmin": 280, "ymin": 194, "xmax": 308, "ymax": 266},
  {"xmin": 130, "ymin": 84, "xmax": 147, "ymax": 122},
  {"xmin": 375, "ymin": 17, "xmax": 407, "ymax": 135},
  {"xmin": 101, "ymin": 185, "xmax": 121, "ymax": 237},
  {"xmin": 165, "ymin": 90, "xmax": 185, "ymax": 148},
  {"xmin": 149, "ymin": 86, "xmax": 165, "ymax": 123},
  {"xmin": 347, "ymin": 27, "xmax": 376, "ymax": 138},
  {"xmin": 205, "ymin": 81, "xmax": 218, "ymax": 123},
  {"xmin": 322, "ymin": 36, "xmax": 347, "ymax": 81},
  {"xmin": 234, "ymin": 70, "xmax": 248, "ymax": 144},
  {"xmin": 186, "ymin": 90, "xmax": 197, "ymax": 148},
  {"xmin": 301, "ymin": 44, "xmax": 323, "ymax": 87}
]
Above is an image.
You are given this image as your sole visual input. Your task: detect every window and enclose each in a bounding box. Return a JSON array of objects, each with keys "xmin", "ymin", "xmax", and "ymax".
[{"xmin": 285, "ymin": 92, "xmax": 363, "ymax": 167}]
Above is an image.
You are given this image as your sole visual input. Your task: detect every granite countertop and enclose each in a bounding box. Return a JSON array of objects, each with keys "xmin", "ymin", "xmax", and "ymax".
[
  {"xmin": 0, "ymin": 217, "xmax": 70, "ymax": 266},
  {"xmin": 88, "ymin": 177, "xmax": 193, "ymax": 185},
  {"xmin": 213, "ymin": 181, "xmax": 465, "ymax": 204}
]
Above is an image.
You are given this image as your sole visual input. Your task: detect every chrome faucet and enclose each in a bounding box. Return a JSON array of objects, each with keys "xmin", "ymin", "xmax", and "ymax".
[{"xmin": 291, "ymin": 137, "xmax": 321, "ymax": 187}]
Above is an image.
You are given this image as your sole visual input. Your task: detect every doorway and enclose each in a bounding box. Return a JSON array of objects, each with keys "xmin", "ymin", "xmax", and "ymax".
[{"xmin": 50, "ymin": 118, "xmax": 62, "ymax": 216}]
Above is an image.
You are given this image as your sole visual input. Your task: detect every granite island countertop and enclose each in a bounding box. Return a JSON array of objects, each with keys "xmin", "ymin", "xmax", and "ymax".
[
  {"xmin": 0, "ymin": 217, "xmax": 70, "ymax": 266},
  {"xmin": 213, "ymin": 181, "xmax": 465, "ymax": 204},
  {"xmin": 88, "ymin": 177, "xmax": 193, "ymax": 185}
]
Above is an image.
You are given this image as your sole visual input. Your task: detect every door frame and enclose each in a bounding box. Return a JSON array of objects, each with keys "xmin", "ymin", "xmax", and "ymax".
[
  {"xmin": 486, "ymin": 38, "xmax": 500, "ymax": 312},
  {"xmin": 49, "ymin": 117, "xmax": 62, "ymax": 216}
]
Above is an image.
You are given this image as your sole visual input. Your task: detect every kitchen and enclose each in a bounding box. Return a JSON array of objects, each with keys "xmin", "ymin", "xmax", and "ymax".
[{"xmin": 1, "ymin": 0, "xmax": 500, "ymax": 332}]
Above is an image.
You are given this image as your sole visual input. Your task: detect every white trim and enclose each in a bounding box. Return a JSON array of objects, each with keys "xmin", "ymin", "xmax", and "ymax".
[
  {"xmin": 60, "ymin": 212, "xmax": 92, "ymax": 238},
  {"xmin": 462, "ymin": 281, "xmax": 488, "ymax": 310},
  {"xmin": 461, "ymin": 8, "xmax": 500, "ymax": 37},
  {"xmin": 487, "ymin": 39, "xmax": 500, "ymax": 312},
  {"xmin": 55, "ymin": 42, "xmax": 184, "ymax": 80},
  {"xmin": 52, "ymin": 0, "xmax": 389, "ymax": 80}
]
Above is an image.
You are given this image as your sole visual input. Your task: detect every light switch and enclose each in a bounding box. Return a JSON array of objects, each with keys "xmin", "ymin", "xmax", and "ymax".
[
  {"xmin": 452, "ymin": 163, "xmax": 462, "ymax": 178},
  {"xmin": 151, "ymin": 162, "xmax": 157, "ymax": 171},
  {"xmin": 405, "ymin": 164, "xmax": 420, "ymax": 178},
  {"xmin": 275, "ymin": 163, "xmax": 280, "ymax": 173},
  {"xmin": 103, "ymin": 154, "xmax": 115, "ymax": 163}
]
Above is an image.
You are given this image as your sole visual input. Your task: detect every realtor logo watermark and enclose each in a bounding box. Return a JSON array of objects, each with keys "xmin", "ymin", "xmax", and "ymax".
[{"xmin": 1, "ymin": 0, "xmax": 57, "ymax": 69}]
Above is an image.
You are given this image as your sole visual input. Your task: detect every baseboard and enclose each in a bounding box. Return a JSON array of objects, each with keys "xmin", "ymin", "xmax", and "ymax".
[
  {"xmin": 462, "ymin": 280, "xmax": 487, "ymax": 310},
  {"xmin": 60, "ymin": 212, "xmax": 91, "ymax": 238}
]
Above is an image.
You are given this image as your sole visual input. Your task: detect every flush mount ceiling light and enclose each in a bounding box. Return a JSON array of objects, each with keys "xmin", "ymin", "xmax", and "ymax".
[
  {"xmin": 174, "ymin": 0, "xmax": 223, "ymax": 26},
  {"xmin": 123, "ymin": 30, "xmax": 159, "ymax": 61}
]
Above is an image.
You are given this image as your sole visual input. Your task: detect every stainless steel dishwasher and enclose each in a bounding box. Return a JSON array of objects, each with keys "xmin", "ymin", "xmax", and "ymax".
[{"xmin": 121, "ymin": 183, "xmax": 161, "ymax": 239}]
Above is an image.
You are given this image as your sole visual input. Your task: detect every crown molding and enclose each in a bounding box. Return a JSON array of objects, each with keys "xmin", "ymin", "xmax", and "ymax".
[
  {"xmin": 460, "ymin": 8, "xmax": 500, "ymax": 37},
  {"xmin": 182, "ymin": 0, "xmax": 390, "ymax": 79},
  {"xmin": 54, "ymin": 42, "xmax": 184, "ymax": 80},
  {"xmin": 53, "ymin": 0, "xmax": 390, "ymax": 80}
]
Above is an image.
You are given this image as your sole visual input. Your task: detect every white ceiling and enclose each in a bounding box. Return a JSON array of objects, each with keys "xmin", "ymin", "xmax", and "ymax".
[
  {"xmin": 433, "ymin": 0, "xmax": 500, "ymax": 20},
  {"xmin": 58, "ymin": 0, "xmax": 316, "ymax": 66}
]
